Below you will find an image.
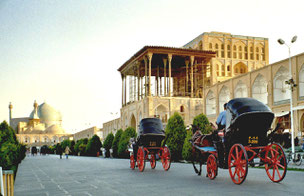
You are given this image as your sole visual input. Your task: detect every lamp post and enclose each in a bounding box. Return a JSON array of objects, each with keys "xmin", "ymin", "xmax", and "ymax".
[{"xmin": 278, "ymin": 36, "xmax": 297, "ymax": 158}]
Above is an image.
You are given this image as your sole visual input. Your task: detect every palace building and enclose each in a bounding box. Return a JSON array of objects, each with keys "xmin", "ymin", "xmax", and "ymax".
[
  {"xmin": 9, "ymin": 101, "xmax": 72, "ymax": 147},
  {"xmin": 102, "ymin": 31, "xmax": 303, "ymax": 140}
]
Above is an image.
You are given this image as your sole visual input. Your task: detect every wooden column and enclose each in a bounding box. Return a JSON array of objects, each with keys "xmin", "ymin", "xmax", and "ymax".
[
  {"xmin": 121, "ymin": 74, "xmax": 124, "ymax": 106},
  {"xmin": 124, "ymin": 75, "xmax": 127, "ymax": 104},
  {"xmin": 137, "ymin": 62, "xmax": 140, "ymax": 100},
  {"xmin": 157, "ymin": 65, "xmax": 159, "ymax": 96},
  {"xmin": 144, "ymin": 57, "xmax": 148, "ymax": 97},
  {"xmin": 185, "ymin": 60, "xmax": 189, "ymax": 96},
  {"xmin": 148, "ymin": 52, "xmax": 153, "ymax": 96},
  {"xmin": 190, "ymin": 56, "xmax": 194, "ymax": 97},
  {"xmin": 168, "ymin": 54, "xmax": 172, "ymax": 97},
  {"xmin": 163, "ymin": 58, "xmax": 167, "ymax": 96}
]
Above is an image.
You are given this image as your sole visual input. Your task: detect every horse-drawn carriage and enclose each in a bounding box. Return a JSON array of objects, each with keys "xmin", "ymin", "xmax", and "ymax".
[
  {"xmin": 190, "ymin": 98, "xmax": 287, "ymax": 184},
  {"xmin": 129, "ymin": 118, "xmax": 171, "ymax": 172}
]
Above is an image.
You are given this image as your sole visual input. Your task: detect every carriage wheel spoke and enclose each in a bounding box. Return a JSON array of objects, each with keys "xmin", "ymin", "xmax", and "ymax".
[{"xmin": 275, "ymin": 165, "xmax": 282, "ymax": 179}]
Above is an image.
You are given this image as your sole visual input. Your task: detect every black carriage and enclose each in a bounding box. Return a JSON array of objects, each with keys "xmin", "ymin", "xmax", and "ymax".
[
  {"xmin": 191, "ymin": 98, "xmax": 287, "ymax": 184},
  {"xmin": 129, "ymin": 118, "xmax": 171, "ymax": 172}
]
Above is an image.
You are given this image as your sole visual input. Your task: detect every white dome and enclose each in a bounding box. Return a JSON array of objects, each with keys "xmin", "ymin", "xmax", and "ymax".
[
  {"xmin": 44, "ymin": 124, "xmax": 66, "ymax": 134},
  {"xmin": 29, "ymin": 102, "xmax": 62, "ymax": 126}
]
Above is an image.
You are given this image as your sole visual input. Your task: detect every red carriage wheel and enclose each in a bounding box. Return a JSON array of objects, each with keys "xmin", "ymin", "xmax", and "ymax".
[
  {"xmin": 264, "ymin": 143, "xmax": 287, "ymax": 183},
  {"xmin": 137, "ymin": 147, "xmax": 146, "ymax": 172},
  {"xmin": 228, "ymin": 144, "xmax": 248, "ymax": 184},
  {"xmin": 150, "ymin": 154, "xmax": 156, "ymax": 169},
  {"xmin": 206, "ymin": 154, "xmax": 217, "ymax": 180},
  {"xmin": 130, "ymin": 154, "xmax": 135, "ymax": 170},
  {"xmin": 161, "ymin": 146, "xmax": 171, "ymax": 171}
]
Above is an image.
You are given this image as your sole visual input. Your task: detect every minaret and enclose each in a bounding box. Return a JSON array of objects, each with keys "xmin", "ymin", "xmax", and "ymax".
[
  {"xmin": 33, "ymin": 100, "xmax": 39, "ymax": 119},
  {"xmin": 8, "ymin": 102, "xmax": 13, "ymax": 126}
]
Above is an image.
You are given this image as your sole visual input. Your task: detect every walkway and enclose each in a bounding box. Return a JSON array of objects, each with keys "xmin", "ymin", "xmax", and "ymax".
[{"xmin": 14, "ymin": 155, "xmax": 304, "ymax": 196}]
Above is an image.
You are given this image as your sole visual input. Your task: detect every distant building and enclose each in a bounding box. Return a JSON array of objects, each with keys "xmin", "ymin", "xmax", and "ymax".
[
  {"xmin": 73, "ymin": 126, "xmax": 103, "ymax": 141},
  {"xmin": 101, "ymin": 31, "xmax": 304, "ymax": 141},
  {"xmin": 183, "ymin": 31, "xmax": 269, "ymax": 84},
  {"xmin": 10, "ymin": 101, "xmax": 72, "ymax": 147}
]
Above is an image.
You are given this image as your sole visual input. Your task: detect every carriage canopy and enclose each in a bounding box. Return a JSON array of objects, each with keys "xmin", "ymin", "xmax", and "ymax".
[
  {"xmin": 226, "ymin": 98, "xmax": 274, "ymax": 131},
  {"xmin": 139, "ymin": 118, "xmax": 165, "ymax": 135}
]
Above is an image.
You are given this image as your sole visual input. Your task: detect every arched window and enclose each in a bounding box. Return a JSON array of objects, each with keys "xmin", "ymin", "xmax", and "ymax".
[
  {"xmin": 299, "ymin": 65, "xmax": 304, "ymax": 98},
  {"xmin": 234, "ymin": 80, "xmax": 248, "ymax": 98},
  {"xmin": 233, "ymin": 45, "xmax": 237, "ymax": 58},
  {"xmin": 221, "ymin": 65, "xmax": 225, "ymax": 76},
  {"xmin": 238, "ymin": 46, "xmax": 242, "ymax": 59},
  {"xmin": 227, "ymin": 45, "xmax": 231, "ymax": 58},
  {"xmin": 273, "ymin": 67, "xmax": 290, "ymax": 103},
  {"xmin": 252, "ymin": 74, "xmax": 268, "ymax": 104},
  {"xmin": 221, "ymin": 44, "xmax": 224, "ymax": 57},
  {"xmin": 250, "ymin": 46, "xmax": 254, "ymax": 60},
  {"xmin": 180, "ymin": 105, "xmax": 184, "ymax": 112},
  {"xmin": 206, "ymin": 91, "xmax": 216, "ymax": 115},
  {"xmin": 209, "ymin": 43, "xmax": 212, "ymax": 49},
  {"xmin": 244, "ymin": 46, "xmax": 248, "ymax": 59},
  {"xmin": 215, "ymin": 44, "xmax": 219, "ymax": 57},
  {"xmin": 215, "ymin": 44, "xmax": 218, "ymax": 49},
  {"xmin": 219, "ymin": 86, "xmax": 230, "ymax": 113}
]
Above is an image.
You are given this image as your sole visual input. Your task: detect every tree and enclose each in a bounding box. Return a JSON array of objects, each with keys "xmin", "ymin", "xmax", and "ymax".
[
  {"xmin": 182, "ymin": 129, "xmax": 193, "ymax": 162},
  {"xmin": 165, "ymin": 112, "xmax": 186, "ymax": 161},
  {"xmin": 74, "ymin": 138, "xmax": 88, "ymax": 156},
  {"xmin": 0, "ymin": 121, "xmax": 26, "ymax": 175},
  {"xmin": 103, "ymin": 133, "xmax": 114, "ymax": 157},
  {"xmin": 192, "ymin": 113, "xmax": 212, "ymax": 134},
  {"xmin": 112, "ymin": 129, "xmax": 123, "ymax": 158},
  {"xmin": 118, "ymin": 127, "xmax": 136, "ymax": 158},
  {"xmin": 60, "ymin": 139, "xmax": 71, "ymax": 151},
  {"xmin": 85, "ymin": 135, "xmax": 102, "ymax": 156}
]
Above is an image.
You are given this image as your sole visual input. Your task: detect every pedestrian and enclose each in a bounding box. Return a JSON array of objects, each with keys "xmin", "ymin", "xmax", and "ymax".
[
  {"xmin": 56, "ymin": 144, "xmax": 63, "ymax": 159},
  {"xmin": 65, "ymin": 146, "xmax": 71, "ymax": 159}
]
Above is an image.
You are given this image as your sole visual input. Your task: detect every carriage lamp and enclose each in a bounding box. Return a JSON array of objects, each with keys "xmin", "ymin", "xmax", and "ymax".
[{"xmin": 278, "ymin": 35, "xmax": 297, "ymax": 159}]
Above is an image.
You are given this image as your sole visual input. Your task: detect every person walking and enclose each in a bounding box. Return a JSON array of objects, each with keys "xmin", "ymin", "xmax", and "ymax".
[
  {"xmin": 56, "ymin": 144, "xmax": 63, "ymax": 159},
  {"xmin": 65, "ymin": 146, "xmax": 71, "ymax": 159}
]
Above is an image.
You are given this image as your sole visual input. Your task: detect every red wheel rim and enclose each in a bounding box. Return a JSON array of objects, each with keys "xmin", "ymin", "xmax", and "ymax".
[
  {"xmin": 265, "ymin": 143, "xmax": 287, "ymax": 182},
  {"xmin": 228, "ymin": 144, "xmax": 248, "ymax": 184},
  {"xmin": 137, "ymin": 147, "xmax": 145, "ymax": 172},
  {"xmin": 207, "ymin": 154, "xmax": 217, "ymax": 180},
  {"xmin": 130, "ymin": 154, "xmax": 135, "ymax": 170},
  {"xmin": 150, "ymin": 154, "xmax": 156, "ymax": 169},
  {"xmin": 161, "ymin": 146, "xmax": 171, "ymax": 171}
]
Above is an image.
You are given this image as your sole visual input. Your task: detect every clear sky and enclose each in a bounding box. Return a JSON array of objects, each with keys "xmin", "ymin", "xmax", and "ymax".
[{"xmin": 1, "ymin": 0, "xmax": 303, "ymax": 133}]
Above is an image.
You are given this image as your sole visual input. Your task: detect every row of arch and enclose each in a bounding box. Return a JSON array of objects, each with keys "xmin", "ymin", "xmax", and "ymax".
[
  {"xmin": 18, "ymin": 135, "xmax": 67, "ymax": 144},
  {"xmin": 206, "ymin": 65, "xmax": 304, "ymax": 115},
  {"xmin": 123, "ymin": 103, "xmax": 189, "ymax": 131}
]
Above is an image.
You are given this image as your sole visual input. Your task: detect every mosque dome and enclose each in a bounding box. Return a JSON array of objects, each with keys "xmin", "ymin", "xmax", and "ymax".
[
  {"xmin": 44, "ymin": 124, "xmax": 66, "ymax": 134},
  {"xmin": 24, "ymin": 124, "xmax": 45, "ymax": 134},
  {"xmin": 29, "ymin": 102, "xmax": 62, "ymax": 126}
]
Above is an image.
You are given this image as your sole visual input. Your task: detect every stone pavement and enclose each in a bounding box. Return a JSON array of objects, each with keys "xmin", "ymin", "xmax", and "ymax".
[{"xmin": 15, "ymin": 155, "xmax": 304, "ymax": 196}]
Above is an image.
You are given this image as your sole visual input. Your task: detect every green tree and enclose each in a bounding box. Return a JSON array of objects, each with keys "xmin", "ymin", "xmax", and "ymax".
[
  {"xmin": 85, "ymin": 135, "xmax": 102, "ymax": 156},
  {"xmin": 74, "ymin": 138, "xmax": 88, "ymax": 156},
  {"xmin": 112, "ymin": 129, "xmax": 123, "ymax": 158},
  {"xmin": 118, "ymin": 127, "xmax": 136, "ymax": 158},
  {"xmin": 165, "ymin": 112, "xmax": 186, "ymax": 161},
  {"xmin": 103, "ymin": 133, "xmax": 114, "ymax": 157},
  {"xmin": 60, "ymin": 139, "xmax": 71, "ymax": 151},
  {"xmin": 182, "ymin": 129, "xmax": 193, "ymax": 161},
  {"xmin": 192, "ymin": 113, "xmax": 212, "ymax": 134},
  {"xmin": 0, "ymin": 121, "xmax": 26, "ymax": 175}
]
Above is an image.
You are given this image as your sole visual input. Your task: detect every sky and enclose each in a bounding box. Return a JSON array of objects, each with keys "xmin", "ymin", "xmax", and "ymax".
[{"xmin": 0, "ymin": 0, "xmax": 303, "ymax": 133}]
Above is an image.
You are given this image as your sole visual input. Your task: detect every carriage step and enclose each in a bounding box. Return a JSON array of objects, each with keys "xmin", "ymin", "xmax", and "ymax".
[{"xmin": 195, "ymin": 146, "xmax": 216, "ymax": 152}]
